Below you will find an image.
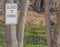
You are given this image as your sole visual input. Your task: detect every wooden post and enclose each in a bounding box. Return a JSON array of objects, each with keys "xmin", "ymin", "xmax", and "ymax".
[
  {"xmin": 17, "ymin": 0, "xmax": 29, "ymax": 47},
  {"xmin": 45, "ymin": 0, "xmax": 52, "ymax": 47},
  {"xmin": 5, "ymin": 0, "xmax": 18, "ymax": 47}
]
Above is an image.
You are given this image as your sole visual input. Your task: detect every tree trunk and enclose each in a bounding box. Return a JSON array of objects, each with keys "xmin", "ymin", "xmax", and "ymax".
[
  {"xmin": 45, "ymin": 0, "xmax": 52, "ymax": 47},
  {"xmin": 53, "ymin": 4, "xmax": 60, "ymax": 47},
  {"xmin": 17, "ymin": 0, "xmax": 29, "ymax": 47},
  {"xmin": 33, "ymin": 0, "xmax": 41, "ymax": 12}
]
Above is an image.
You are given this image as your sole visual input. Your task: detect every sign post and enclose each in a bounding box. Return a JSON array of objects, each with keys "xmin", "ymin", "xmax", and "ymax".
[{"xmin": 5, "ymin": 0, "xmax": 18, "ymax": 47}]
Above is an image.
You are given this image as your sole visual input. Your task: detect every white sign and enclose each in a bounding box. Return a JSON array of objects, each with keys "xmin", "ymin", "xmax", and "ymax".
[{"xmin": 5, "ymin": 3, "xmax": 18, "ymax": 24}]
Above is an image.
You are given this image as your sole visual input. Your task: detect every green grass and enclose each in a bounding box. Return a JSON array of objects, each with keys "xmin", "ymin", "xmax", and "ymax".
[
  {"xmin": 0, "ymin": 25, "xmax": 5, "ymax": 47},
  {"xmin": 24, "ymin": 24, "xmax": 47, "ymax": 47},
  {"xmin": 0, "ymin": 23, "xmax": 47, "ymax": 47}
]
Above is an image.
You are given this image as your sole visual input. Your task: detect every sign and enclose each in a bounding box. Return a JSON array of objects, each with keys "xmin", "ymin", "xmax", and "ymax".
[{"xmin": 5, "ymin": 3, "xmax": 18, "ymax": 24}]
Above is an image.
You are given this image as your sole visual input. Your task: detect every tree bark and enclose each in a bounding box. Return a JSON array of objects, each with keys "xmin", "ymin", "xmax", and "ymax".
[
  {"xmin": 45, "ymin": 0, "xmax": 52, "ymax": 47},
  {"xmin": 17, "ymin": 0, "xmax": 29, "ymax": 47},
  {"xmin": 53, "ymin": 4, "xmax": 60, "ymax": 47}
]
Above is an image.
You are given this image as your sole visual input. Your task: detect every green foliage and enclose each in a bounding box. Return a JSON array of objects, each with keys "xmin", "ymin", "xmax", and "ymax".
[
  {"xmin": 24, "ymin": 24, "xmax": 47, "ymax": 47},
  {"xmin": 0, "ymin": 25, "xmax": 5, "ymax": 47},
  {"xmin": 0, "ymin": 23, "xmax": 47, "ymax": 47}
]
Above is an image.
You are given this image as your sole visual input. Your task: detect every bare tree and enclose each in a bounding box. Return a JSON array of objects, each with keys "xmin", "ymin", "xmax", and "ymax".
[
  {"xmin": 53, "ymin": 3, "xmax": 60, "ymax": 47},
  {"xmin": 45, "ymin": 0, "xmax": 52, "ymax": 47},
  {"xmin": 17, "ymin": 0, "xmax": 29, "ymax": 47}
]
